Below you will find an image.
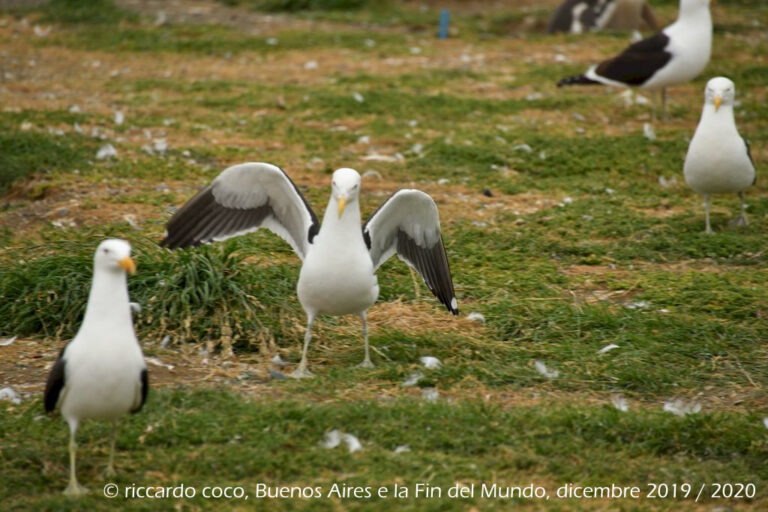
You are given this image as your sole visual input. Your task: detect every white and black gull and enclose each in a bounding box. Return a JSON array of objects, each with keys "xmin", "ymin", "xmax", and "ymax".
[
  {"xmin": 684, "ymin": 77, "xmax": 756, "ymax": 233},
  {"xmin": 558, "ymin": 0, "xmax": 713, "ymax": 117},
  {"xmin": 548, "ymin": 0, "xmax": 659, "ymax": 34},
  {"xmin": 161, "ymin": 163, "xmax": 458, "ymax": 378},
  {"xmin": 44, "ymin": 239, "xmax": 148, "ymax": 496}
]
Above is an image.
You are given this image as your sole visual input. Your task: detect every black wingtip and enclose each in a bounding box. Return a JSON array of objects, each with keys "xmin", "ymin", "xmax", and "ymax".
[
  {"xmin": 43, "ymin": 348, "xmax": 67, "ymax": 413},
  {"xmin": 557, "ymin": 75, "xmax": 599, "ymax": 87}
]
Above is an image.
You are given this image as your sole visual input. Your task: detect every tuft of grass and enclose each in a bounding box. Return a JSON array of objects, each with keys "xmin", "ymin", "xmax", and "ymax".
[{"xmin": 0, "ymin": 235, "xmax": 301, "ymax": 349}]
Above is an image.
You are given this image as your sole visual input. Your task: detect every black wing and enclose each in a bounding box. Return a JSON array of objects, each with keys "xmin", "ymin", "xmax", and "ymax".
[
  {"xmin": 593, "ymin": 31, "xmax": 672, "ymax": 85},
  {"xmin": 363, "ymin": 190, "xmax": 458, "ymax": 315},
  {"xmin": 744, "ymin": 138, "xmax": 755, "ymax": 167},
  {"xmin": 743, "ymin": 138, "xmax": 756, "ymax": 185},
  {"xmin": 162, "ymin": 162, "xmax": 319, "ymax": 260},
  {"xmin": 43, "ymin": 346, "xmax": 67, "ymax": 413},
  {"xmin": 131, "ymin": 368, "xmax": 148, "ymax": 414}
]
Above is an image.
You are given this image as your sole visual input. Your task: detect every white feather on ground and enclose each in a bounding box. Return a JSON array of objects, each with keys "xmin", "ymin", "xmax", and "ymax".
[
  {"xmin": 611, "ymin": 394, "xmax": 630, "ymax": 412},
  {"xmin": 466, "ymin": 312, "xmax": 486, "ymax": 323},
  {"xmin": 0, "ymin": 336, "xmax": 17, "ymax": 346},
  {"xmin": 535, "ymin": 360, "xmax": 559, "ymax": 379},
  {"xmin": 321, "ymin": 430, "xmax": 362, "ymax": 453},
  {"xmin": 663, "ymin": 398, "xmax": 701, "ymax": 416},
  {"xmin": 0, "ymin": 387, "xmax": 21, "ymax": 404},
  {"xmin": 421, "ymin": 388, "xmax": 439, "ymax": 403},
  {"xmin": 402, "ymin": 372, "xmax": 423, "ymax": 387}
]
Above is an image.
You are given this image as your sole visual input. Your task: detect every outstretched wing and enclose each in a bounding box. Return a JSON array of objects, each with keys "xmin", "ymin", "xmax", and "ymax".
[
  {"xmin": 363, "ymin": 189, "xmax": 458, "ymax": 315},
  {"xmin": 161, "ymin": 162, "xmax": 320, "ymax": 260}
]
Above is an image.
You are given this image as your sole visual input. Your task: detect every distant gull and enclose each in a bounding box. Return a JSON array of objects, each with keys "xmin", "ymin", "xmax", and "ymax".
[
  {"xmin": 558, "ymin": 0, "xmax": 713, "ymax": 118},
  {"xmin": 548, "ymin": 0, "xmax": 659, "ymax": 34},
  {"xmin": 162, "ymin": 163, "xmax": 458, "ymax": 378},
  {"xmin": 684, "ymin": 77, "xmax": 756, "ymax": 233}
]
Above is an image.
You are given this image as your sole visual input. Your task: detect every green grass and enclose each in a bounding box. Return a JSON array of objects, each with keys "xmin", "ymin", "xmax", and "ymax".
[
  {"xmin": 2, "ymin": 390, "xmax": 766, "ymax": 509},
  {"xmin": 0, "ymin": 122, "xmax": 98, "ymax": 193},
  {"xmin": 32, "ymin": 0, "xmax": 138, "ymax": 25},
  {"xmin": 0, "ymin": 0, "xmax": 766, "ymax": 509}
]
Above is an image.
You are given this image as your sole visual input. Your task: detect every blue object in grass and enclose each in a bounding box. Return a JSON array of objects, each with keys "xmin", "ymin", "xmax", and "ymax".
[{"xmin": 438, "ymin": 9, "xmax": 450, "ymax": 39}]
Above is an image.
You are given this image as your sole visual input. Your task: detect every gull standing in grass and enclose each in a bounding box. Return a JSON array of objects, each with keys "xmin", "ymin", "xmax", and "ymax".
[
  {"xmin": 684, "ymin": 77, "xmax": 756, "ymax": 233},
  {"xmin": 557, "ymin": 0, "xmax": 713, "ymax": 118},
  {"xmin": 162, "ymin": 163, "xmax": 458, "ymax": 378},
  {"xmin": 44, "ymin": 239, "xmax": 148, "ymax": 496}
]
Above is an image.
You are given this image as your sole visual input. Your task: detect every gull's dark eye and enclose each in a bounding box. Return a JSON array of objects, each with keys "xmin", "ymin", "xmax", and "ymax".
[{"xmin": 103, "ymin": 248, "xmax": 110, "ymax": 254}]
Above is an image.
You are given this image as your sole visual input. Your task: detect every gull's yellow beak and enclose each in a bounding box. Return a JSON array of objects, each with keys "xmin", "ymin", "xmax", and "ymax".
[
  {"xmin": 337, "ymin": 196, "xmax": 347, "ymax": 219},
  {"xmin": 714, "ymin": 95, "xmax": 722, "ymax": 112},
  {"xmin": 118, "ymin": 256, "xmax": 136, "ymax": 274}
]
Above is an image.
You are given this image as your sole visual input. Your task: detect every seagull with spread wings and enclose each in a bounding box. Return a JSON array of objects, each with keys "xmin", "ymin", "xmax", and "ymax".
[{"xmin": 162, "ymin": 163, "xmax": 458, "ymax": 378}]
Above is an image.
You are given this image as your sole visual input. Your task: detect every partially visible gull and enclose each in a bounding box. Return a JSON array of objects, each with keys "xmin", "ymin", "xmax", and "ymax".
[
  {"xmin": 548, "ymin": 0, "xmax": 659, "ymax": 34},
  {"xmin": 558, "ymin": 0, "xmax": 713, "ymax": 118},
  {"xmin": 684, "ymin": 77, "xmax": 756, "ymax": 234},
  {"xmin": 162, "ymin": 163, "xmax": 458, "ymax": 378},
  {"xmin": 44, "ymin": 239, "xmax": 148, "ymax": 496}
]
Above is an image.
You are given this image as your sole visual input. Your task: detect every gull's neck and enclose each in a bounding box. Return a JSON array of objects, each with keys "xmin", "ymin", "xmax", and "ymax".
[
  {"xmin": 319, "ymin": 195, "xmax": 363, "ymax": 241},
  {"xmin": 700, "ymin": 103, "xmax": 736, "ymax": 128},
  {"xmin": 79, "ymin": 266, "xmax": 134, "ymax": 339},
  {"xmin": 674, "ymin": 2, "xmax": 711, "ymax": 29}
]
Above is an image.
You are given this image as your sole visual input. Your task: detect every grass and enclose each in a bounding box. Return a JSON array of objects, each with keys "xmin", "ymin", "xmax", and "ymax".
[
  {"xmin": 0, "ymin": 0, "xmax": 766, "ymax": 509},
  {"xmin": 0, "ymin": 119, "xmax": 98, "ymax": 194},
  {"xmin": 2, "ymin": 390, "xmax": 767, "ymax": 509}
]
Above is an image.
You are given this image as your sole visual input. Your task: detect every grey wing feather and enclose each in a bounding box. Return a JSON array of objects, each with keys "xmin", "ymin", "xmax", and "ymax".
[
  {"xmin": 161, "ymin": 162, "xmax": 319, "ymax": 260},
  {"xmin": 363, "ymin": 190, "xmax": 458, "ymax": 315}
]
